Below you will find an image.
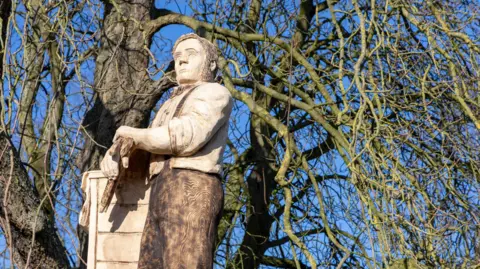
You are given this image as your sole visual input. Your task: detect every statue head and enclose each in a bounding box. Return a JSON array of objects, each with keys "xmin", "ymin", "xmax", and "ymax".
[{"xmin": 172, "ymin": 33, "xmax": 218, "ymax": 85}]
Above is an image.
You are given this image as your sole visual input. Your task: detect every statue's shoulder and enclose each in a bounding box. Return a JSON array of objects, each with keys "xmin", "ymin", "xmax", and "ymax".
[
  {"xmin": 195, "ymin": 82, "xmax": 231, "ymax": 98},
  {"xmin": 197, "ymin": 82, "xmax": 228, "ymax": 91}
]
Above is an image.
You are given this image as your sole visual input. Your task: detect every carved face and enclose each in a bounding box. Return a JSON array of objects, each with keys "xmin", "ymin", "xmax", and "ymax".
[{"xmin": 174, "ymin": 38, "xmax": 207, "ymax": 85}]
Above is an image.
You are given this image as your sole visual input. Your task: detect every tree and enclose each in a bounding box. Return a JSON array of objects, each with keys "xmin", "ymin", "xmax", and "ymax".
[{"xmin": 0, "ymin": 0, "xmax": 478, "ymax": 268}]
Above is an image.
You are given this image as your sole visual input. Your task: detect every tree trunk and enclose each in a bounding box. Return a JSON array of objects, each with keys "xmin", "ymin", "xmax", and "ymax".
[
  {"xmin": 0, "ymin": 133, "xmax": 71, "ymax": 268},
  {"xmin": 78, "ymin": 1, "xmax": 175, "ymax": 267},
  {"xmin": 0, "ymin": 0, "xmax": 10, "ymax": 77},
  {"xmin": 0, "ymin": 2, "xmax": 71, "ymax": 268}
]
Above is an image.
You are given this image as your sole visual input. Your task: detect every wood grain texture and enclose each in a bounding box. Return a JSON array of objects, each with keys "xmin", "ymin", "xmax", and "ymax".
[
  {"xmin": 97, "ymin": 233, "xmax": 142, "ymax": 262},
  {"xmin": 137, "ymin": 168, "xmax": 224, "ymax": 269}
]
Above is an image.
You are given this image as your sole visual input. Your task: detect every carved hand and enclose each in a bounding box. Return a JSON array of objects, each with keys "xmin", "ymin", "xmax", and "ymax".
[
  {"xmin": 100, "ymin": 136, "xmax": 136, "ymax": 179},
  {"xmin": 113, "ymin": 126, "xmax": 136, "ymax": 142},
  {"xmin": 100, "ymin": 145, "xmax": 120, "ymax": 179}
]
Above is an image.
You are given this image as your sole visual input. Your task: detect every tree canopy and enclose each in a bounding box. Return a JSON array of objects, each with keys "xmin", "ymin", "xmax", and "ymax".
[{"xmin": 0, "ymin": 0, "xmax": 478, "ymax": 268}]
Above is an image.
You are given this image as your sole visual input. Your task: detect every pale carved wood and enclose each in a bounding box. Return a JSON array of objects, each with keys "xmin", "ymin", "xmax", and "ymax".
[{"xmin": 80, "ymin": 170, "xmax": 150, "ymax": 268}]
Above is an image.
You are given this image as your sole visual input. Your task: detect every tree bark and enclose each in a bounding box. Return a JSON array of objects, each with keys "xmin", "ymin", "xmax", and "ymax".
[
  {"xmin": 80, "ymin": 0, "xmax": 175, "ymax": 173},
  {"xmin": 0, "ymin": 0, "xmax": 10, "ymax": 77},
  {"xmin": 0, "ymin": 133, "xmax": 71, "ymax": 268}
]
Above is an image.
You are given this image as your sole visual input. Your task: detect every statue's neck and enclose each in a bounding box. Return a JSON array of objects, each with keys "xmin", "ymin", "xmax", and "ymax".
[
  {"xmin": 172, "ymin": 81, "xmax": 206, "ymax": 97},
  {"xmin": 178, "ymin": 80, "xmax": 205, "ymax": 87}
]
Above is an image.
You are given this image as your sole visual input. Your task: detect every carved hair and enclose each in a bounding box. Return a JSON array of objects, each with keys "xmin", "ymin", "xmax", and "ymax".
[{"xmin": 173, "ymin": 33, "xmax": 219, "ymax": 82}]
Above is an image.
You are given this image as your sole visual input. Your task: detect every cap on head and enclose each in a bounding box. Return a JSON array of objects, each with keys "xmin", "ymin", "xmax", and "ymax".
[{"xmin": 173, "ymin": 33, "xmax": 219, "ymax": 82}]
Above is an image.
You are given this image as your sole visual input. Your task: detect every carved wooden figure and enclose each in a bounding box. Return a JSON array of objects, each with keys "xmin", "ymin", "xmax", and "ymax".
[{"xmin": 81, "ymin": 33, "xmax": 232, "ymax": 269}]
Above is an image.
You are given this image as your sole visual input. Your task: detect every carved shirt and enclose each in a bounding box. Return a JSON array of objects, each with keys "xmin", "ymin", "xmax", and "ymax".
[{"xmin": 148, "ymin": 82, "xmax": 233, "ymax": 177}]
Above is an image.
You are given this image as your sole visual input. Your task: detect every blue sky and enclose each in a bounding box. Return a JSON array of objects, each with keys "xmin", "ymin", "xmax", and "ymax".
[{"xmin": 2, "ymin": 0, "xmax": 479, "ymax": 268}]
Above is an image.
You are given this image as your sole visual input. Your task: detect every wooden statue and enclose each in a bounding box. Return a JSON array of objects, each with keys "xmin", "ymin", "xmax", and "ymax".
[{"xmin": 98, "ymin": 33, "xmax": 233, "ymax": 269}]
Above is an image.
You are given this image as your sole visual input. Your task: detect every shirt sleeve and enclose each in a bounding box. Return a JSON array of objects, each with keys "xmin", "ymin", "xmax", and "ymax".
[{"xmin": 167, "ymin": 83, "xmax": 233, "ymax": 157}]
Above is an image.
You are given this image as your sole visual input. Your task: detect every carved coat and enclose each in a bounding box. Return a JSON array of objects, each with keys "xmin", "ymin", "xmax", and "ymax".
[{"xmin": 148, "ymin": 82, "xmax": 233, "ymax": 177}]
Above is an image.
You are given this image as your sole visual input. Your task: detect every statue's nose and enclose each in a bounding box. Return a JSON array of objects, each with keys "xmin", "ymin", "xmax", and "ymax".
[{"xmin": 179, "ymin": 55, "xmax": 188, "ymax": 65}]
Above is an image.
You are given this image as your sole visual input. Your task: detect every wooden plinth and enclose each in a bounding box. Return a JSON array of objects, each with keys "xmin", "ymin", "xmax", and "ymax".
[{"xmin": 80, "ymin": 170, "xmax": 150, "ymax": 269}]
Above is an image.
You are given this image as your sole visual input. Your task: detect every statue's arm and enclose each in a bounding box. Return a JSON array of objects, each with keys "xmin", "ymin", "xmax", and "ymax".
[
  {"xmin": 167, "ymin": 84, "xmax": 233, "ymax": 156},
  {"xmin": 130, "ymin": 126, "xmax": 172, "ymax": 155}
]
